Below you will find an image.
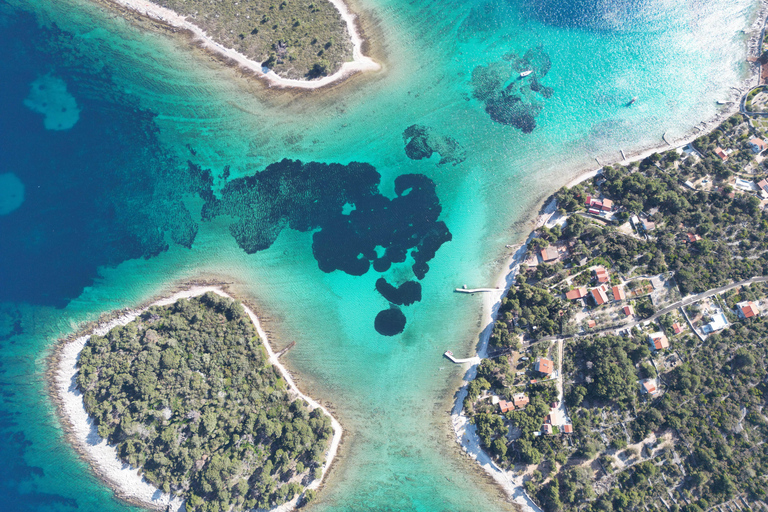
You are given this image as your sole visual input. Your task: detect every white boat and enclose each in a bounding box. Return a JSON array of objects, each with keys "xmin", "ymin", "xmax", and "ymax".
[
  {"xmin": 520, "ymin": 70, "xmax": 533, "ymax": 77},
  {"xmin": 717, "ymin": 100, "xmax": 729, "ymax": 105}
]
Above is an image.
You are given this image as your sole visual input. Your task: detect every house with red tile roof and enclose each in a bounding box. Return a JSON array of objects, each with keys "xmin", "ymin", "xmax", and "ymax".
[
  {"xmin": 587, "ymin": 319, "xmax": 596, "ymax": 328},
  {"xmin": 648, "ymin": 332, "xmax": 669, "ymax": 351},
  {"xmin": 623, "ymin": 305, "xmax": 634, "ymax": 317},
  {"xmin": 672, "ymin": 322, "xmax": 684, "ymax": 334},
  {"xmin": 612, "ymin": 285, "xmax": 625, "ymax": 301},
  {"xmin": 563, "ymin": 424, "xmax": 573, "ymax": 434},
  {"xmin": 715, "ymin": 147, "xmax": 729, "ymax": 161},
  {"xmin": 535, "ymin": 358, "xmax": 554, "ymax": 376},
  {"xmin": 499, "ymin": 400, "xmax": 514, "ymax": 414},
  {"xmin": 737, "ymin": 301, "xmax": 760, "ymax": 319},
  {"xmin": 585, "ymin": 196, "xmax": 613, "ymax": 212},
  {"xmin": 594, "ymin": 266, "xmax": 610, "ymax": 284},
  {"xmin": 686, "ymin": 233, "xmax": 702, "ymax": 243},
  {"xmin": 540, "ymin": 246, "xmax": 559, "ymax": 262},
  {"xmin": 641, "ymin": 379, "xmax": 658, "ymax": 394},
  {"xmin": 591, "ymin": 286, "xmax": 609, "ymax": 306},
  {"xmin": 565, "ymin": 287, "xmax": 588, "ymax": 300},
  {"xmin": 542, "ymin": 424, "xmax": 553, "ymax": 435},
  {"xmin": 513, "ymin": 394, "xmax": 530, "ymax": 409}
]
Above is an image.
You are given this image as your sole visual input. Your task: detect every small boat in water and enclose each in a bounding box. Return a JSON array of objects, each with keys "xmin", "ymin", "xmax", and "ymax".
[
  {"xmin": 627, "ymin": 96, "xmax": 638, "ymax": 106},
  {"xmin": 520, "ymin": 70, "xmax": 533, "ymax": 77},
  {"xmin": 717, "ymin": 100, "xmax": 729, "ymax": 105}
]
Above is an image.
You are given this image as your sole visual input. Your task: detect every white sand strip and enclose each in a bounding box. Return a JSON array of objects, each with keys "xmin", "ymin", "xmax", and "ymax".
[
  {"xmin": 53, "ymin": 285, "xmax": 342, "ymax": 512},
  {"xmin": 103, "ymin": 0, "xmax": 379, "ymax": 89},
  {"xmin": 448, "ymin": 201, "xmax": 561, "ymax": 512}
]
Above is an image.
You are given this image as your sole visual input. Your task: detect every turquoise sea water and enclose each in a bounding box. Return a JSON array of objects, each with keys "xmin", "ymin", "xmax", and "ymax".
[{"xmin": 0, "ymin": 0, "xmax": 758, "ymax": 510}]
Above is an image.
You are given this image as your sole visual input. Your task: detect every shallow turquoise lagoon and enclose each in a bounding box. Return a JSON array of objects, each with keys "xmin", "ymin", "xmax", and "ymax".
[{"xmin": 0, "ymin": 0, "xmax": 758, "ymax": 510}]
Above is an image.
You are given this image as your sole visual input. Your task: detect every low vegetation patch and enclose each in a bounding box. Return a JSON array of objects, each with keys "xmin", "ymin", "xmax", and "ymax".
[{"xmin": 158, "ymin": 0, "xmax": 353, "ymax": 79}]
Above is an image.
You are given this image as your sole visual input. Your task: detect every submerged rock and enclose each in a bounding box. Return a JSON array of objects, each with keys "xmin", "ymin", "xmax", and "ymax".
[
  {"xmin": 202, "ymin": 159, "xmax": 452, "ymax": 333},
  {"xmin": 402, "ymin": 124, "xmax": 466, "ymax": 165},
  {"xmin": 374, "ymin": 307, "xmax": 407, "ymax": 336},
  {"xmin": 375, "ymin": 278, "xmax": 422, "ymax": 306},
  {"xmin": 471, "ymin": 46, "xmax": 554, "ymax": 133}
]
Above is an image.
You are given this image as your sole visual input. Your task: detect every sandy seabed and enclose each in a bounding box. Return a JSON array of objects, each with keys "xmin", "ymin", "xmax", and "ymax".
[{"xmin": 51, "ymin": 285, "xmax": 343, "ymax": 512}]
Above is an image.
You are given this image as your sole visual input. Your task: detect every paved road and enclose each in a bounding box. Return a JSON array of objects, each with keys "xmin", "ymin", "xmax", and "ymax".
[{"xmin": 525, "ymin": 275, "xmax": 768, "ymax": 348}]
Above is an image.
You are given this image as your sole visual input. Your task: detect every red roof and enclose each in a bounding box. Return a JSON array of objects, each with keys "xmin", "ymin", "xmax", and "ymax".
[
  {"xmin": 585, "ymin": 195, "xmax": 592, "ymax": 206},
  {"xmin": 642, "ymin": 380, "xmax": 657, "ymax": 394},
  {"xmin": 587, "ymin": 319, "xmax": 596, "ymax": 328},
  {"xmin": 672, "ymin": 323, "xmax": 683, "ymax": 334},
  {"xmin": 542, "ymin": 424, "xmax": 553, "ymax": 434},
  {"xmin": 591, "ymin": 286, "xmax": 609, "ymax": 306},
  {"xmin": 563, "ymin": 424, "xmax": 573, "ymax": 433},
  {"xmin": 513, "ymin": 394, "xmax": 529, "ymax": 408},
  {"xmin": 715, "ymin": 147, "xmax": 729, "ymax": 161},
  {"xmin": 758, "ymin": 179, "xmax": 768, "ymax": 193},
  {"xmin": 499, "ymin": 400, "xmax": 514, "ymax": 413},
  {"xmin": 594, "ymin": 267, "xmax": 610, "ymax": 283},
  {"xmin": 623, "ymin": 305, "xmax": 634, "ymax": 317},
  {"xmin": 540, "ymin": 246, "xmax": 559, "ymax": 262},
  {"xmin": 601, "ymin": 199, "xmax": 613, "ymax": 211},
  {"xmin": 739, "ymin": 301, "xmax": 759, "ymax": 319},
  {"xmin": 565, "ymin": 287, "xmax": 587, "ymax": 300},
  {"xmin": 686, "ymin": 233, "xmax": 702, "ymax": 243},
  {"xmin": 535, "ymin": 358, "xmax": 554, "ymax": 375},
  {"xmin": 612, "ymin": 285, "xmax": 625, "ymax": 301},
  {"xmin": 650, "ymin": 333, "xmax": 670, "ymax": 350}
]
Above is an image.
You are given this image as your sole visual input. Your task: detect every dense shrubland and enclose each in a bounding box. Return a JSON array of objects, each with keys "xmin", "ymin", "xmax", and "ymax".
[
  {"xmin": 157, "ymin": 0, "xmax": 353, "ymax": 79},
  {"xmin": 77, "ymin": 292, "xmax": 333, "ymax": 511}
]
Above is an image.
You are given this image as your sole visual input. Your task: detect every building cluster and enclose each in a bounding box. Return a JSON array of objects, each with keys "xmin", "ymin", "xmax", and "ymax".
[
  {"xmin": 496, "ymin": 356, "xmax": 572, "ymax": 435},
  {"xmin": 565, "ymin": 266, "xmax": 637, "ymax": 318},
  {"xmin": 498, "ymin": 393, "xmax": 530, "ymax": 414}
]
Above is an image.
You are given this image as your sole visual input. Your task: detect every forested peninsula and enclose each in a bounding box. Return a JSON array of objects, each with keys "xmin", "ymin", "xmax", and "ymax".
[
  {"xmin": 459, "ymin": 113, "xmax": 768, "ymax": 512},
  {"xmin": 74, "ymin": 292, "xmax": 334, "ymax": 511}
]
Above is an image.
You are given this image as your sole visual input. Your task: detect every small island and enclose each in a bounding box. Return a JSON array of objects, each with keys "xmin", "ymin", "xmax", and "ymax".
[
  {"xmin": 102, "ymin": 0, "xmax": 379, "ymax": 87},
  {"xmin": 146, "ymin": 0, "xmax": 352, "ymax": 79},
  {"xmin": 52, "ymin": 287, "xmax": 341, "ymax": 512}
]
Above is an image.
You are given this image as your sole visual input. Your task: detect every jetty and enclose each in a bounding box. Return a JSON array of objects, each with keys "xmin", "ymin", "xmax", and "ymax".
[
  {"xmin": 276, "ymin": 340, "xmax": 296, "ymax": 358},
  {"xmin": 444, "ymin": 350, "xmax": 481, "ymax": 364},
  {"xmin": 454, "ymin": 287, "xmax": 500, "ymax": 294}
]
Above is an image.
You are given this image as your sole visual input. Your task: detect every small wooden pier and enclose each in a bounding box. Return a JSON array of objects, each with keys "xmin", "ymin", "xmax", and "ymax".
[
  {"xmin": 454, "ymin": 287, "xmax": 500, "ymax": 294},
  {"xmin": 444, "ymin": 351, "xmax": 481, "ymax": 364}
]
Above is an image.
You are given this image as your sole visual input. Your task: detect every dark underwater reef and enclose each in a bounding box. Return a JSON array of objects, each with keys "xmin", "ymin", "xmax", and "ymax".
[{"xmin": 201, "ymin": 159, "xmax": 451, "ymax": 335}]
